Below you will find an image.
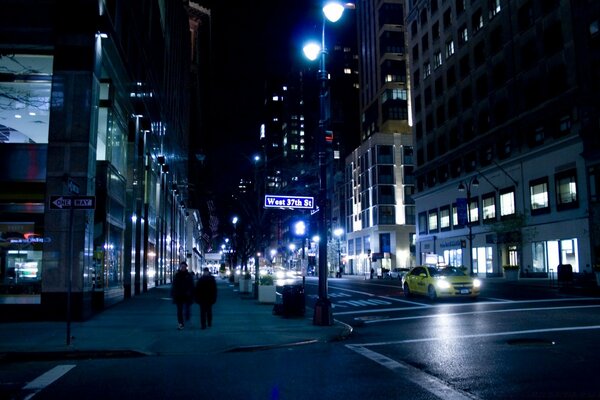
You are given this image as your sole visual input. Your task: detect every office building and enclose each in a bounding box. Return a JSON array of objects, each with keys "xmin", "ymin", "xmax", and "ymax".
[
  {"xmin": 408, "ymin": 0, "xmax": 600, "ymax": 276},
  {"xmin": 0, "ymin": 1, "xmax": 210, "ymax": 319}
]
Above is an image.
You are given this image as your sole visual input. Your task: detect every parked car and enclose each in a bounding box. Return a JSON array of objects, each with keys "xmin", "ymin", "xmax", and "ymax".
[
  {"xmin": 385, "ymin": 267, "xmax": 409, "ymax": 280},
  {"xmin": 403, "ymin": 266, "xmax": 481, "ymax": 300}
]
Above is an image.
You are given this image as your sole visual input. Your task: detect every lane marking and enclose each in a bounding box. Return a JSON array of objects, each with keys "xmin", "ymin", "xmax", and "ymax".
[
  {"xmin": 347, "ymin": 345, "xmax": 480, "ymax": 400},
  {"xmin": 361, "ymin": 304, "xmax": 600, "ymax": 324},
  {"xmin": 23, "ymin": 365, "xmax": 76, "ymax": 399},
  {"xmin": 352, "ymin": 324, "xmax": 600, "ymax": 348},
  {"xmin": 333, "ymin": 297, "xmax": 599, "ymax": 316}
]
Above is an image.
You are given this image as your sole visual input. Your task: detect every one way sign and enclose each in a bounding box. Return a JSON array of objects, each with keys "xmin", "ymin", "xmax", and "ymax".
[{"xmin": 49, "ymin": 195, "xmax": 96, "ymax": 210}]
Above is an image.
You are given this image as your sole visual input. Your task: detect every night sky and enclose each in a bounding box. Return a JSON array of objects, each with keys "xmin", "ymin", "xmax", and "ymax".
[{"xmin": 198, "ymin": 1, "xmax": 323, "ymax": 197}]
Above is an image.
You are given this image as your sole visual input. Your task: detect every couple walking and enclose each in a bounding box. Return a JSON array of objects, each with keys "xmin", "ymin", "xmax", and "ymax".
[{"xmin": 172, "ymin": 261, "xmax": 217, "ymax": 330}]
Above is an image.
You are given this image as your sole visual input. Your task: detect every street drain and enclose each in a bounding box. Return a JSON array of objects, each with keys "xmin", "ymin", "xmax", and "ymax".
[{"xmin": 507, "ymin": 338, "xmax": 555, "ymax": 346}]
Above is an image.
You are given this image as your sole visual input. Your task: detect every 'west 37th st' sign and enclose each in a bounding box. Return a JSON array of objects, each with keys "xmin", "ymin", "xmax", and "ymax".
[{"xmin": 264, "ymin": 195, "xmax": 314, "ymax": 210}]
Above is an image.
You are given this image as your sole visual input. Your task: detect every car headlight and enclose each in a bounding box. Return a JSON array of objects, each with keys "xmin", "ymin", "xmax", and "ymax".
[
  {"xmin": 472, "ymin": 278, "xmax": 481, "ymax": 288},
  {"xmin": 436, "ymin": 279, "xmax": 451, "ymax": 290}
]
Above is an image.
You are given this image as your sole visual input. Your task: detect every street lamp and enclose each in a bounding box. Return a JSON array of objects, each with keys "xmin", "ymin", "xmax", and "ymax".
[
  {"xmin": 458, "ymin": 176, "xmax": 479, "ymax": 275},
  {"xmin": 232, "ymin": 216, "xmax": 239, "ymax": 273},
  {"xmin": 302, "ymin": 0, "xmax": 346, "ymax": 327},
  {"xmin": 294, "ymin": 220, "xmax": 308, "ymax": 285}
]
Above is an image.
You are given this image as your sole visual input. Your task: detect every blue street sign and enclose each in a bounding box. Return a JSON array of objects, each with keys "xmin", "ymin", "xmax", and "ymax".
[
  {"xmin": 456, "ymin": 197, "xmax": 467, "ymax": 225},
  {"xmin": 264, "ymin": 195, "xmax": 315, "ymax": 210}
]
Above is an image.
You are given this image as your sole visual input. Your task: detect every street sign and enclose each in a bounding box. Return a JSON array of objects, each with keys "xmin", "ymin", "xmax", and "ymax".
[
  {"xmin": 264, "ymin": 195, "xmax": 314, "ymax": 210},
  {"xmin": 456, "ymin": 197, "xmax": 467, "ymax": 225},
  {"xmin": 49, "ymin": 195, "xmax": 96, "ymax": 210},
  {"xmin": 67, "ymin": 178, "xmax": 80, "ymax": 194}
]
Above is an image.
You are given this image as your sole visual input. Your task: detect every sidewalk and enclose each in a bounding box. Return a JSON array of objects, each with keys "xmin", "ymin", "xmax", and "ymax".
[{"xmin": 0, "ymin": 278, "xmax": 352, "ymax": 361}]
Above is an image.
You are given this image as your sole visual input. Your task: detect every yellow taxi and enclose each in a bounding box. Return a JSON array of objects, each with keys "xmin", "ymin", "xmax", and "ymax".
[{"xmin": 402, "ymin": 266, "xmax": 481, "ymax": 300}]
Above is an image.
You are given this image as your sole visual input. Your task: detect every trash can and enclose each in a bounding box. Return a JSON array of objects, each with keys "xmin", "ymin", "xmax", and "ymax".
[
  {"xmin": 273, "ymin": 282, "xmax": 305, "ymax": 316},
  {"xmin": 557, "ymin": 264, "xmax": 573, "ymax": 284}
]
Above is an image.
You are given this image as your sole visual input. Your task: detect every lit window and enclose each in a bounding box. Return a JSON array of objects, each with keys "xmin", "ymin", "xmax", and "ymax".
[
  {"xmin": 434, "ymin": 51, "xmax": 443, "ymax": 68},
  {"xmin": 482, "ymin": 194, "xmax": 496, "ymax": 220},
  {"xmin": 469, "ymin": 198, "xmax": 479, "ymax": 222},
  {"xmin": 460, "ymin": 26, "xmax": 469, "ymax": 43},
  {"xmin": 556, "ymin": 171, "xmax": 578, "ymax": 209},
  {"xmin": 559, "ymin": 115, "xmax": 571, "ymax": 133},
  {"xmin": 446, "ymin": 40, "xmax": 455, "ymax": 57},
  {"xmin": 440, "ymin": 207, "xmax": 450, "ymax": 229},
  {"xmin": 530, "ymin": 179, "xmax": 549, "ymax": 212},
  {"xmin": 428, "ymin": 210, "xmax": 439, "ymax": 231},
  {"xmin": 500, "ymin": 190, "xmax": 515, "ymax": 216},
  {"xmin": 423, "ymin": 63, "xmax": 431, "ymax": 79},
  {"xmin": 489, "ymin": 0, "xmax": 501, "ymax": 19},
  {"xmin": 344, "ymin": 68, "xmax": 352, "ymax": 74}
]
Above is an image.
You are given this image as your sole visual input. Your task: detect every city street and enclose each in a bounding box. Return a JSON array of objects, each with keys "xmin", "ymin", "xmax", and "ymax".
[
  {"xmin": 308, "ymin": 276, "xmax": 600, "ymax": 399},
  {"xmin": 2, "ymin": 276, "xmax": 599, "ymax": 399}
]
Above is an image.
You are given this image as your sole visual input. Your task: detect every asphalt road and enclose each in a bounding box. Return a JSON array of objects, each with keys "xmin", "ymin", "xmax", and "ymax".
[{"xmin": 4, "ymin": 276, "xmax": 600, "ymax": 400}]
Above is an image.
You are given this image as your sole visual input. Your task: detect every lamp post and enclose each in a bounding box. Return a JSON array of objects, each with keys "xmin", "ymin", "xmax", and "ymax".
[
  {"xmin": 303, "ymin": 0, "xmax": 345, "ymax": 326},
  {"xmin": 231, "ymin": 216, "xmax": 239, "ymax": 273},
  {"xmin": 458, "ymin": 176, "xmax": 479, "ymax": 275},
  {"xmin": 294, "ymin": 220, "xmax": 308, "ymax": 286},
  {"xmin": 252, "ymin": 154, "xmax": 262, "ymax": 298}
]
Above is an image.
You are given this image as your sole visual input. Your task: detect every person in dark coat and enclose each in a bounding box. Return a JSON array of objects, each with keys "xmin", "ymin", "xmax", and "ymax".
[
  {"xmin": 194, "ymin": 267, "xmax": 217, "ymax": 329},
  {"xmin": 172, "ymin": 261, "xmax": 194, "ymax": 330}
]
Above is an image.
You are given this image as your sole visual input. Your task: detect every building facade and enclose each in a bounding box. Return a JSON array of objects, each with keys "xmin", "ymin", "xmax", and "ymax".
[
  {"xmin": 408, "ymin": 0, "xmax": 600, "ymax": 277},
  {"xmin": 342, "ymin": 0, "xmax": 416, "ymax": 276},
  {"xmin": 0, "ymin": 0, "xmax": 209, "ymax": 320}
]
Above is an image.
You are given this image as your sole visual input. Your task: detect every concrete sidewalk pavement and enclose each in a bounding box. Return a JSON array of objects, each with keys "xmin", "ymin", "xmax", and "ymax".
[{"xmin": 0, "ymin": 278, "xmax": 352, "ymax": 361}]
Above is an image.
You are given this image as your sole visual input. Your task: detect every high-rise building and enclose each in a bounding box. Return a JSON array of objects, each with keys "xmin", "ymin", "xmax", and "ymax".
[
  {"xmin": 343, "ymin": 0, "xmax": 416, "ymax": 276},
  {"xmin": 408, "ymin": 0, "xmax": 600, "ymax": 277},
  {"xmin": 0, "ymin": 1, "xmax": 208, "ymax": 320}
]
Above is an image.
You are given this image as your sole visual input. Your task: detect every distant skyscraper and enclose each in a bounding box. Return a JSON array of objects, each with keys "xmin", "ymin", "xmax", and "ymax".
[{"xmin": 342, "ymin": 0, "xmax": 416, "ymax": 275}]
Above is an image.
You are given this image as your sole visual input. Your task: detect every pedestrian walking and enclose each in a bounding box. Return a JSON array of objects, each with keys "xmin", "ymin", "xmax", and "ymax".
[
  {"xmin": 172, "ymin": 261, "xmax": 194, "ymax": 330},
  {"xmin": 194, "ymin": 267, "xmax": 217, "ymax": 329}
]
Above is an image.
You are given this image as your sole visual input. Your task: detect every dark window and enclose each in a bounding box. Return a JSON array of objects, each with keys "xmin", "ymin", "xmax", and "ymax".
[
  {"xmin": 420, "ymin": 9, "xmax": 428, "ymax": 25},
  {"xmin": 490, "ymin": 26, "xmax": 503, "ymax": 54},
  {"xmin": 463, "ymin": 118, "xmax": 474, "ymax": 141},
  {"xmin": 449, "ymin": 126, "xmax": 459, "ymax": 148},
  {"xmin": 476, "ymin": 75, "xmax": 488, "ymax": 99},
  {"xmin": 547, "ymin": 64, "xmax": 567, "ymax": 97},
  {"xmin": 435, "ymin": 77, "xmax": 444, "ymax": 96},
  {"xmin": 543, "ymin": 22, "xmax": 563, "ymax": 56},
  {"xmin": 432, "ymin": 21, "xmax": 440, "ymax": 41},
  {"xmin": 436, "ymin": 105, "xmax": 445, "ymax": 126},
  {"xmin": 460, "ymin": 54, "xmax": 470, "ymax": 78},
  {"xmin": 520, "ymin": 40, "xmax": 537, "ymax": 70},
  {"xmin": 448, "ymin": 96, "xmax": 458, "ymax": 118},
  {"xmin": 411, "ymin": 21, "xmax": 418, "ymax": 36},
  {"xmin": 422, "ymin": 33, "xmax": 429, "ymax": 51},
  {"xmin": 474, "ymin": 41, "xmax": 486, "ymax": 67},
  {"xmin": 456, "ymin": 0, "xmax": 465, "ymax": 15},
  {"xmin": 414, "ymin": 94, "xmax": 422, "ymax": 114},
  {"xmin": 443, "ymin": 8, "xmax": 452, "ymax": 29},
  {"xmin": 424, "ymin": 86, "xmax": 432, "ymax": 105},
  {"xmin": 518, "ymin": 1, "xmax": 534, "ymax": 32},
  {"xmin": 412, "ymin": 44, "xmax": 419, "ymax": 61},
  {"xmin": 446, "ymin": 65, "xmax": 456, "ymax": 87},
  {"xmin": 492, "ymin": 62, "xmax": 506, "ymax": 89},
  {"xmin": 461, "ymin": 86, "xmax": 472, "ymax": 109}
]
